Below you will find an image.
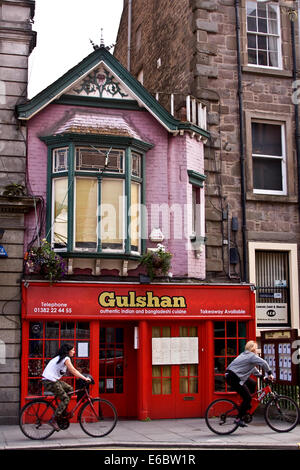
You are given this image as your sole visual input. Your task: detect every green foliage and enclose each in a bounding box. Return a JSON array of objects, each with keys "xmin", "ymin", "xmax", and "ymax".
[
  {"xmin": 25, "ymin": 239, "xmax": 67, "ymax": 282},
  {"xmin": 140, "ymin": 244, "xmax": 172, "ymax": 281}
]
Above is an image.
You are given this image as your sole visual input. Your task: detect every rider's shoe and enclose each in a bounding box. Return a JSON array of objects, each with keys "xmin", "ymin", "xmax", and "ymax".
[
  {"xmin": 234, "ymin": 418, "xmax": 247, "ymax": 428},
  {"xmin": 49, "ymin": 416, "xmax": 60, "ymax": 432}
]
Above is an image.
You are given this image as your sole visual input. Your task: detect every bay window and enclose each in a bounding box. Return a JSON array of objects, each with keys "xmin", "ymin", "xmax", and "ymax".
[{"xmin": 45, "ymin": 136, "xmax": 149, "ymax": 257}]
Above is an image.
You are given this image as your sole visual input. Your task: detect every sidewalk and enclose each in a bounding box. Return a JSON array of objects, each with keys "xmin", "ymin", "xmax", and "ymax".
[{"xmin": 1, "ymin": 417, "xmax": 300, "ymax": 450}]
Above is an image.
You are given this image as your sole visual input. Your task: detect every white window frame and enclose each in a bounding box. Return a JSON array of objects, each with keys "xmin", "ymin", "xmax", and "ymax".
[
  {"xmin": 246, "ymin": 0, "xmax": 282, "ymax": 70},
  {"xmin": 249, "ymin": 242, "xmax": 299, "ymax": 336},
  {"xmin": 252, "ymin": 121, "xmax": 287, "ymax": 196}
]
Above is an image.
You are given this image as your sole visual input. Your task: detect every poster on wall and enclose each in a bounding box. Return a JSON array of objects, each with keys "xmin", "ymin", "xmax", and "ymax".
[
  {"xmin": 152, "ymin": 337, "xmax": 198, "ymax": 365},
  {"xmin": 256, "ymin": 303, "xmax": 288, "ymax": 324}
]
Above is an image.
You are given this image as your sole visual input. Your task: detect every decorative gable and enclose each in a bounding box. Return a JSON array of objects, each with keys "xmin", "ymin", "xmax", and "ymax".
[{"xmin": 66, "ymin": 65, "xmax": 133, "ymax": 100}]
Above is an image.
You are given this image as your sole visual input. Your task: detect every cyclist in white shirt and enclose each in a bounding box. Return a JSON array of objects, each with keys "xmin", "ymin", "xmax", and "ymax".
[{"xmin": 42, "ymin": 343, "xmax": 90, "ymax": 431}]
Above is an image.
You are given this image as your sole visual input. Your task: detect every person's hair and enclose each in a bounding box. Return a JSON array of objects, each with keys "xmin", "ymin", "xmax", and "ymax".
[
  {"xmin": 56, "ymin": 343, "xmax": 73, "ymax": 363},
  {"xmin": 245, "ymin": 340, "xmax": 257, "ymax": 352}
]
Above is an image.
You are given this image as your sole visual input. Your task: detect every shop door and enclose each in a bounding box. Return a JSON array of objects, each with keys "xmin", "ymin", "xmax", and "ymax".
[
  {"xmin": 99, "ymin": 324, "xmax": 137, "ymax": 418},
  {"xmin": 151, "ymin": 324, "xmax": 203, "ymax": 419}
]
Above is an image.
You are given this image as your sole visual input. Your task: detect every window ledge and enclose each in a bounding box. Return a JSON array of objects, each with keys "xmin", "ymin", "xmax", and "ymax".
[
  {"xmin": 59, "ymin": 252, "xmax": 142, "ymax": 261},
  {"xmin": 242, "ymin": 66, "xmax": 293, "ymax": 78},
  {"xmin": 246, "ymin": 192, "xmax": 297, "ymax": 204}
]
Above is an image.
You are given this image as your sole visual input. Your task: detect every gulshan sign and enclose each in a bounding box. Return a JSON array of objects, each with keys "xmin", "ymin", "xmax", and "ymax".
[
  {"xmin": 98, "ymin": 291, "xmax": 187, "ymax": 308},
  {"xmin": 22, "ymin": 282, "xmax": 254, "ymax": 320}
]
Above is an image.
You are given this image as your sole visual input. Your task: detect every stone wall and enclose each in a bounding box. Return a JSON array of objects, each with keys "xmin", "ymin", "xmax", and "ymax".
[
  {"xmin": 114, "ymin": 0, "xmax": 300, "ymax": 283},
  {"xmin": 0, "ymin": 0, "xmax": 36, "ymax": 424}
]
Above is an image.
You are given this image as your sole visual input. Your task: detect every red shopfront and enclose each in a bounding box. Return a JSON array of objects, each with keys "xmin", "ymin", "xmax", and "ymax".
[{"xmin": 21, "ymin": 281, "xmax": 256, "ymax": 419}]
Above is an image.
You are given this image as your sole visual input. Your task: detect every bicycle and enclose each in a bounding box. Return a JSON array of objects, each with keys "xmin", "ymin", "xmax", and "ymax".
[
  {"xmin": 19, "ymin": 375, "xmax": 118, "ymax": 440},
  {"xmin": 205, "ymin": 378, "xmax": 299, "ymax": 435}
]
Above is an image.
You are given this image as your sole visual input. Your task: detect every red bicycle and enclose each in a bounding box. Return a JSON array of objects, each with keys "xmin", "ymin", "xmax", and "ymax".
[
  {"xmin": 19, "ymin": 376, "xmax": 117, "ymax": 440},
  {"xmin": 205, "ymin": 379, "xmax": 299, "ymax": 434}
]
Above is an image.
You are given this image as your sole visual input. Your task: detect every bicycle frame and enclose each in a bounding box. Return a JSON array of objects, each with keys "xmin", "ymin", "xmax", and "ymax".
[
  {"xmin": 236, "ymin": 383, "xmax": 273, "ymax": 416},
  {"xmin": 36, "ymin": 385, "xmax": 95, "ymax": 421}
]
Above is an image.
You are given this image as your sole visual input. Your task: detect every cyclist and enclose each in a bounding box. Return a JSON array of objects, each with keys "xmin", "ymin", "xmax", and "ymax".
[
  {"xmin": 225, "ymin": 340, "xmax": 274, "ymax": 428},
  {"xmin": 42, "ymin": 343, "xmax": 91, "ymax": 431}
]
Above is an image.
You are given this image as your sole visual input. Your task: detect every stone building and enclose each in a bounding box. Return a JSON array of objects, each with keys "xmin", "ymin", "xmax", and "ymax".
[
  {"xmin": 0, "ymin": 0, "xmax": 36, "ymax": 423},
  {"xmin": 114, "ymin": 0, "xmax": 300, "ymax": 336}
]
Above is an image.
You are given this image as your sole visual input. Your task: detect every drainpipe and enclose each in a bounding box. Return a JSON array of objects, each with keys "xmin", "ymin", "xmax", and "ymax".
[
  {"xmin": 235, "ymin": 0, "xmax": 248, "ymax": 283},
  {"xmin": 127, "ymin": 0, "xmax": 132, "ymax": 71},
  {"xmin": 290, "ymin": 10, "xmax": 300, "ymax": 216}
]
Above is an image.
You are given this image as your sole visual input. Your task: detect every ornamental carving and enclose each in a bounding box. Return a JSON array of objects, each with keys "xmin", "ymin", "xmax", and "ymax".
[{"xmin": 71, "ymin": 67, "xmax": 128, "ymax": 99}]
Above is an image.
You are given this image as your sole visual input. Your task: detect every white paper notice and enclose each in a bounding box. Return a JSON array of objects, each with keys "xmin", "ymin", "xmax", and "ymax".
[
  {"xmin": 78, "ymin": 342, "xmax": 89, "ymax": 358},
  {"xmin": 152, "ymin": 337, "xmax": 198, "ymax": 365}
]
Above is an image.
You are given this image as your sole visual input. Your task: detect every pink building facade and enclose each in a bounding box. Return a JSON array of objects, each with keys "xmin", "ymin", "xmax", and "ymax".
[{"xmin": 19, "ymin": 47, "xmax": 208, "ymax": 280}]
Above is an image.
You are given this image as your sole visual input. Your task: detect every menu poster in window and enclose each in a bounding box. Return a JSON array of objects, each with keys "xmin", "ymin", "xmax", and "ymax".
[{"xmin": 152, "ymin": 337, "xmax": 198, "ymax": 365}]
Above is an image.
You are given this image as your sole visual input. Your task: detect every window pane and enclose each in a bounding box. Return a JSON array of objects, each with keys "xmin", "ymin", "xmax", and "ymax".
[
  {"xmin": 257, "ymin": 35, "xmax": 267, "ymax": 50},
  {"xmin": 132, "ymin": 152, "xmax": 141, "ymax": 177},
  {"xmin": 53, "ymin": 148, "xmax": 68, "ymax": 173},
  {"xmin": 152, "ymin": 327, "xmax": 160, "ymax": 338},
  {"xmin": 76, "ymin": 147, "xmax": 123, "ymax": 173},
  {"xmin": 162, "ymin": 378, "xmax": 171, "ymax": 394},
  {"xmin": 53, "ymin": 178, "xmax": 68, "ymax": 249},
  {"xmin": 258, "ymin": 50, "xmax": 268, "ymax": 66},
  {"xmin": 247, "ymin": 34, "xmax": 256, "ymax": 49},
  {"xmin": 258, "ymin": 18, "xmax": 267, "ymax": 33},
  {"xmin": 252, "ymin": 122, "xmax": 282, "ymax": 155},
  {"xmin": 247, "ymin": 16, "xmax": 257, "ymax": 32},
  {"xmin": 214, "ymin": 322, "xmax": 225, "ymax": 337},
  {"xmin": 75, "ymin": 178, "xmax": 97, "ymax": 249},
  {"xmin": 76, "ymin": 322, "xmax": 90, "ymax": 339},
  {"xmin": 101, "ymin": 179, "xmax": 124, "ymax": 250},
  {"xmin": 45, "ymin": 322, "xmax": 59, "ymax": 338},
  {"xmin": 130, "ymin": 182, "xmax": 140, "ymax": 251},
  {"xmin": 60, "ymin": 322, "xmax": 74, "ymax": 339},
  {"xmin": 253, "ymin": 157, "xmax": 283, "ymax": 191},
  {"xmin": 215, "ymin": 339, "xmax": 225, "ymax": 356},
  {"xmin": 238, "ymin": 322, "xmax": 247, "ymax": 337},
  {"xmin": 227, "ymin": 322, "xmax": 236, "ymax": 338},
  {"xmin": 248, "ymin": 48, "xmax": 257, "ymax": 64}
]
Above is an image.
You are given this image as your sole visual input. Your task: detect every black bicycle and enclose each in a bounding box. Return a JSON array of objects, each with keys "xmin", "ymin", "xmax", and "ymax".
[{"xmin": 19, "ymin": 376, "xmax": 118, "ymax": 440}]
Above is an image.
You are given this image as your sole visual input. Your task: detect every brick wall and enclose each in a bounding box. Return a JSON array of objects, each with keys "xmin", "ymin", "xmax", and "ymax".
[{"xmin": 0, "ymin": 0, "xmax": 36, "ymax": 424}]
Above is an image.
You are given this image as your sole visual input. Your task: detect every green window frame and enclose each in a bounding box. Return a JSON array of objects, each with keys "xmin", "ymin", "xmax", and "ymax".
[{"xmin": 42, "ymin": 134, "xmax": 152, "ymax": 259}]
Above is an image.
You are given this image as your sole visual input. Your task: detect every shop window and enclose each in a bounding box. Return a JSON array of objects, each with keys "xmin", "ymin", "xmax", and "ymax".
[
  {"xmin": 246, "ymin": 1, "xmax": 282, "ymax": 69},
  {"xmin": 152, "ymin": 326, "xmax": 171, "ymax": 395},
  {"xmin": 99, "ymin": 327, "xmax": 124, "ymax": 394},
  {"xmin": 213, "ymin": 321, "xmax": 247, "ymax": 392},
  {"xmin": 28, "ymin": 321, "xmax": 90, "ymax": 396},
  {"xmin": 152, "ymin": 365, "xmax": 172, "ymax": 395},
  {"xmin": 179, "ymin": 326, "xmax": 198, "ymax": 393},
  {"xmin": 48, "ymin": 142, "xmax": 145, "ymax": 256}
]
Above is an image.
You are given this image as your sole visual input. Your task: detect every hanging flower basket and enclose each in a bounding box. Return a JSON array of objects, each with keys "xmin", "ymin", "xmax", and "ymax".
[
  {"xmin": 24, "ymin": 239, "xmax": 67, "ymax": 282},
  {"xmin": 140, "ymin": 244, "xmax": 172, "ymax": 281}
]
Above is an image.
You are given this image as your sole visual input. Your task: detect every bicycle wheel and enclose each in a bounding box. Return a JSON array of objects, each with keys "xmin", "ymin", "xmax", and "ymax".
[
  {"xmin": 79, "ymin": 398, "xmax": 118, "ymax": 437},
  {"xmin": 264, "ymin": 395, "xmax": 299, "ymax": 432},
  {"xmin": 205, "ymin": 399, "xmax": 239, "ymax": 435},
  {"xmin": 19, "ymin": 399, "xmax": 56, "ymax": 440}
]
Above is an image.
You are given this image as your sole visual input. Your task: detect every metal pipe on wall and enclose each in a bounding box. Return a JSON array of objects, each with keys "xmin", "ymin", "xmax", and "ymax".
[
  {"xmin": 234, "ymin": 0, "xmax": 248, "ymax": 283},
  {"xmin": 127, "ymin": 0, "xmax": 132, "ymax": 71}
]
